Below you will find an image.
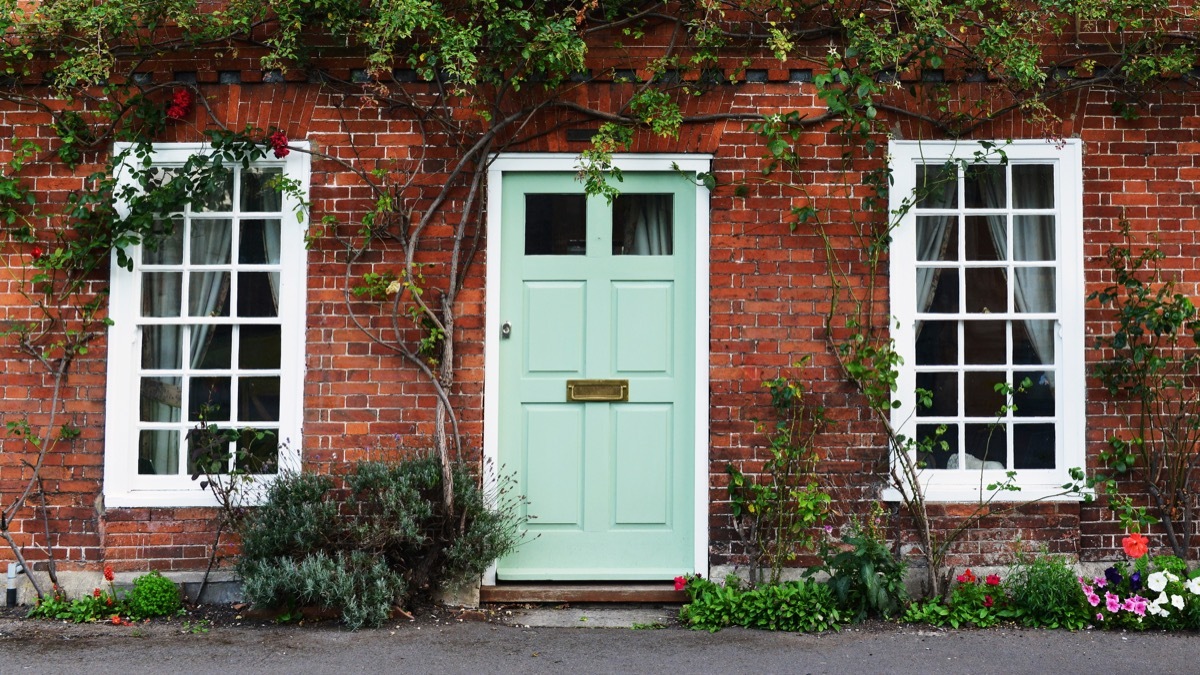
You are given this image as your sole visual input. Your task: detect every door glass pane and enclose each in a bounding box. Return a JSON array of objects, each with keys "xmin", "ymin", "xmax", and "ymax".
[
  {"xmin": 1013, "ymin": 165, "xmax": 1054, "ymax": 208},
  {"xmin": 240, "ymin": 220, "xmax": 281, "ymax": 264},
  {"xmin": 142, "ymin": 272, "xmax": 182, "ymax": 317},
  {"xmin": 916, "ymin": 164, "xmax": 957, "ymax": 208},
  {"xmin": 964, "ymin": 320, "xmax": 1005, "ymax": 364},
  {"xmin": 241, "ymin": 168, "xmax": 283, "ymax": 212},
  {"xmin": 965, "ymin": 215, "xmax": 1005, "ymax": 261},
  {"xmin": 525, "ymin": 194, "xmax": 586, "ymax": 255},
  {"xmin": 965, "ymin": 164, "xmax": 1005, "ymax": 209},
  {"xmin": 613, "ymin": 194, "xmax": 673, "ymax": 255},
  {"xmin": 916, "ymin": 320, "xmax": 957, "ymax": 365},
  {"xmin": 966, "ymin": 267, "xmax": 1007, "ymax": 313}
]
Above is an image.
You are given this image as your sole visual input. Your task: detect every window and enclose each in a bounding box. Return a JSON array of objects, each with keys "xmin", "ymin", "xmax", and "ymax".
[
  {"xmin": 889, "ymin": 140, "xmax": 1084, "ymax": 501},
  {"xmin": 103, "ymin": 143, "xmax": 308, "ymax": 507}
]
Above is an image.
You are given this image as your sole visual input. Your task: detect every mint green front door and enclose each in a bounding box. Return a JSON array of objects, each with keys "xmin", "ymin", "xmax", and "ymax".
[{"xmin": 496, "ymin": 172, "xmax": 696, "ymax": 580}]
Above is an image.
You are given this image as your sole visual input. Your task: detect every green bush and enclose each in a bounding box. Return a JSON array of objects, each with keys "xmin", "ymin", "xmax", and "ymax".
[
  {"xmin": 823, "ymin": 517, "xmax": 908, "ymax": 621},
  {"xmin": 680, "ymin": 576, "xmax": 844, "ymax": 633},
  {"xmin": 238, "ymin": 457, "xmax": 522, "ymax": 629},
  {"xmin": 1002, "ymin": 554, "xmax": 1090, "ymax": 630},
  {"xmin": 125, "ymin": 571, "xmax": 183, "ymax": 619}
]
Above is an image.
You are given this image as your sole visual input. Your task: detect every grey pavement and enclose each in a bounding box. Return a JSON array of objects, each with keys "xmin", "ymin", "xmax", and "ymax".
[{"xmin": 1, "ymin": 607, "xmax": 1198, "ymax": 674}]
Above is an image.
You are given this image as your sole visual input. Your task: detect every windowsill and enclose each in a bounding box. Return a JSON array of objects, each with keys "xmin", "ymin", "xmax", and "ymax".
[
  {"xmin": 104, "ymin": 484, "xmax": 270, "ymax": 509},
  {"xmin": 880, "ymin": 483, "xmax": 1091, "ymax": 504}
]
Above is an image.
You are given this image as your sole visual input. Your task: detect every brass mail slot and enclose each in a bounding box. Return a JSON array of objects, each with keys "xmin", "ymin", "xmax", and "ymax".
[{"xmin": 566, "ymin": 379, "xmax": 629, "ymax": 402}]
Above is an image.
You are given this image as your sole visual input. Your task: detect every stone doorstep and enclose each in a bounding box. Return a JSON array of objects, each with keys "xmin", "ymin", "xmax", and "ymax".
[{"xmin": 479, "ymin": 583, "xmax": 685, "ymax": 604}]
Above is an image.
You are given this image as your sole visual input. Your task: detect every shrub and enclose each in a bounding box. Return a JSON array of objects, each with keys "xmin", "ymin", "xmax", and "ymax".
[
  {"xmin": 822, "ymin": 512, "xmax": 907, "ymax": 621},
  {"xmin": 238, "ymin": 456, "xmax": 522, "ymax": 629},
  {"xmin": 680, "ymin": 576, "xmax": 844, "ymax": 633},
  {"xmin": 125, "ymin": 571, "xmax": 183, "ymax": 619},
  {"xmin": 1002, "ymin": 553, "xmax": 1090, "ymax": 630}
]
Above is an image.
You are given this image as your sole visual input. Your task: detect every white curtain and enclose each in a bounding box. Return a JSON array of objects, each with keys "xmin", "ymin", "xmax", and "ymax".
[
  {"xmin": 618, "ymin": 195, "xmax": 672, "ymax": 255},
  {"xmin": 140, "ymin": 278, "xmax": 183, "ymax": 475}
]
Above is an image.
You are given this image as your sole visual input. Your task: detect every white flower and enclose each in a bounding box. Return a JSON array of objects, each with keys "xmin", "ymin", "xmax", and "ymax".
[
  {"xmin": 1148, "ymin": 572, "xmax": 1168, "ymax": 593},
  {"xmin": 1167, "ymin": 571, "xmax": 1180, "ymax": 583},
  {"xmin": 1147, "ymin": 601, "xmax": 1166, "ymax": 617},
  {"xmin": 1172, "ymin": 594, "xmax": 1185, "ymax": 610},
  {"xmin": 1185, "ymin": 577, "xmax": 1200, "ymax": 595},
  {"xmin": 385, "ymin": 280, "xmax": 403, "ymax": 295}
]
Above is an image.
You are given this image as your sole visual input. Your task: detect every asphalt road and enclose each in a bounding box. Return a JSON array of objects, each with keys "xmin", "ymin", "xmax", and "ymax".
[{"xmin": 1, "ymin": 619, "xmax": 1198, "ymax": 675}]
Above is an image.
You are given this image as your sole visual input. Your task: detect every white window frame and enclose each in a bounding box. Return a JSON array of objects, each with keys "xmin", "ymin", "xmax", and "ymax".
[
  {"xmin": 103, "ymin": 142, "xmax": 309, "ymax": 508},
  {"xmin": 888, "ymin": 139, "xmax": 1085, "ymax": 502}
]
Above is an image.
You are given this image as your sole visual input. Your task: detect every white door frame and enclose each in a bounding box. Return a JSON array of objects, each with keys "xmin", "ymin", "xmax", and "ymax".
[{"xmin": 482, "ymin": 153, "xmax": 711, "ymax": 584}]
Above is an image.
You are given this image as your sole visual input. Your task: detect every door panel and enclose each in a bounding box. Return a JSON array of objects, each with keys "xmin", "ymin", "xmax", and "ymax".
[{"xmin": 497, "ymin": 172, "xmax": 695, "ymax": 580}]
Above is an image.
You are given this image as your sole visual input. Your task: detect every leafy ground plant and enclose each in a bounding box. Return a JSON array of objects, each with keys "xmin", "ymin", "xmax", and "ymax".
[
  {"xmin": 1001, "ymin": 552, "xmax": 1090, "ymax": 630},
  {"xmin": 820, "ymin": 505, "xmax": 908, "ymax": 621},
  {"xmin": 902, "ymin": 569, "xmax": 1003, "ymax": 629},
  {"xmin": 679, "ymin": 575, "xmax": 845, "ymax": 633}
]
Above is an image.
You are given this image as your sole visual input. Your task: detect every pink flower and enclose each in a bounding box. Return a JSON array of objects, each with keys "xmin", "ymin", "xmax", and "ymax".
[
  {"xmin": 1106, "ymin": 592, "xmax": 1121, "ymax": 613},
  {"xmin": 1126, "ymin": 595, "xmax": 1148, "ymax": 617},
  {"xmin": 1096, "ymin": 612, "xmax": 1105, "ymax": 622},
  {"xmin": 674, "ymin": 576, "xmax": 687, "ymax": 592},
  {"xmin": 1086, "ymin": 592, "xmax": 1101, "ymax": 607},
  {"xmin": 1093, "ymin": 575, "xmax": 1107, "ymax": 588},
  {"xmin": 985, "ymin": 574, "xmax": 1001, "ymax": 586},
  {"xmin": 268, "ymin": 131, "xmax": 290, "ymax": 158}
]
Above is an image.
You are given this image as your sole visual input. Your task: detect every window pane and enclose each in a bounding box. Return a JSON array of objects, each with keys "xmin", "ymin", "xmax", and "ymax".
[
  {"xmin": 965, "ymin": 268, "xmax": 1007, "ymax": 313},
  {"xmin": 1013, "ymin": 216, "xmax": 1055, "ymax": 260},
  {"xmin": 189, "ymin": 377, "xmax": 231, "ymax": 421},
  {"xmin": 236, "ymin": 429, "xmax": 279, "ymax": 473},
  {"xmin": 916, "ymin": 320, "xmax": 957, "ymax": 365},
  {"xmin": 192, "ymin": 325, "xmax": 232, "ymax": 369},
  {"xmin": 187, "ymin": 426, "xmax": 231, "ymax": 476},
  {"xmin": 525, "ymin": 194, "xmax": 586, "ymax": 255},
  {"xmin": 1014, "ymin": 268, "xmax": 1055, "ymax": 313},
  {"xmin": 964, "ymin": 320, "xmax": 1006, "ymax": 364},
  {"xmin": 915, "ymin": 371, "xmax": 957, "ymax": 417},
  {"xmin": 916, "ymin": 164, "xmax": 957, "ymax": 208},
  {"xmin": 190, "ymin": 219, "xmax": 233, "ymax": 264},
  {"xmin": 1013, "ymin": 424, "xmax": 1055, "ymax": 468},
  {"xmin": 239, "ymin": 377, "xmax": 281, "ymax": 422},
  {"xmin": 143, "ymin": 218, "xmax": 183, "ymax": 265},
  {"xmin": 965, "ymin": 215, "xmax": 1005, "ymax": 261},
  {"xmin": 188, "ymin": 271, "xmax": 230, "ymax": 317},
  {"xmin": 239, "ymin": 325, "xmax": 282, "ymax": 369},
  {"xmin": 964, "ymin": 371, "xmax": 1005, "ymax": 417},
  {"xmin": 141, "ymin": 325, "xmax": 182, "ymax": 369},
  {"xmin": 241, "ymin": 168, "xmax": 283, "ymax": 212},
  {"xmin": 1013, "ymin": 165, "xmax": 1054, "ymax": 208},
  {"xmin": 916, "ymin": 217, "xmax": 957, "ymax": 261},
  {"xmin": 139, "ymin": 377, "xmax": 181, "ymax": 422},
  {"xmin": 918, "ymin": 423, "xmax": 957, "ymax": 470},
  {"xmin": 1014, "ymin": 320, "xmax": 1054, "ymax": 365},
  {"xmin": 238, "ymin": 272, "xmax": 279, "ymax": 317},
  {"xmin": 965, "ymin": 423, "xmax": 1007, "ymax": 468},
  {"xmin": 194, "ymin": 168, "xmax": 233, "ymax": 212},
  {"xmin": 964, "ymin": 164, "xmax": 1005, "ymax": 209},
  {"xmin": 240, "ymin": 219, "xmax": 281, "ymax": 264},
  {"xmin": 1014, "ymin": 371, "xmax": 1055, "ymax": 417},
  {"xmin": 613, "ymin": 194, "xmax": 672, "ymax": 255},
  {"xmin": 919, "ymin": 268, "xmax": 959, "ymax": 313},
  {"xmin": 138, "ymin": 430, "xmax": 179, "ymax": 475},
  {"xmin": 142, "ymin": 272, "xmax": 182, "ymax": 317}
]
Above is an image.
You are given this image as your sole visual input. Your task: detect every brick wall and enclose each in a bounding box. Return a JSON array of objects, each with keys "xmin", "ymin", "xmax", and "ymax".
[{"xmin": 0, "ymin": 42, "xmax": 1198, "ymax": 577}]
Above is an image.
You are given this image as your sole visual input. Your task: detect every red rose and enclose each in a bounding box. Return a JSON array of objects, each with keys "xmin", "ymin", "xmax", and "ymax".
[
  {"xmin": 983, "ymin": 595, "xmax": 994, "ymax": 608},
  {"xmin": 674, "ymin": 575, "xmax": 687, "ymax": 591},
  {"xmin": 30, "ymin": 246, "xmax": 43, "ymax": 260},
  {"xmin": 268, "ymin": 130, "xmax": 290, "ymax": 158},
  {"xmin": 165, "ymin": 88, "xmax": 194, "ymax": 120},
  {"xmin": 986, "ymin": 574, "xmax": 1001, "ymax": 586},
  {"xmin": 956, "ymin": 568, "xmax": 976, "ymax": 584}
]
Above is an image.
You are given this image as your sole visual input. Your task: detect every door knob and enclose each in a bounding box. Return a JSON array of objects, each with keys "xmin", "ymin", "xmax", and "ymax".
[{"xmin": 501, "ymin": 321, "xmax": 512, "ymax": 339}]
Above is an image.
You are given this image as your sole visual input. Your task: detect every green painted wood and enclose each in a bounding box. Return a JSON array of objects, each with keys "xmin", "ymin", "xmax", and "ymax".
[{"xmin": 497, "ymin": 172, "xmax": 696, "ymax": 580}]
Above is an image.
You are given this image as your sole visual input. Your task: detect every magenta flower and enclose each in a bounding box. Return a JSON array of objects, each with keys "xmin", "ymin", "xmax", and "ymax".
[
  {"xmin": 1096, "ymin": 612, "xmax": 1105, "ymax": 622},
  {"xmin": 1093, "ymin": 575, "xmax": 1107, "ymax": 589},
  {"xmin": 1086, "ymin": 592, "xmax": 1101, "ymax": 607},
  {"xmin": 1105, "ymin": 592, "xmax": 1121, "ymax": 613},
  {"xmin": 674, "ymin": 576, "xmax": 687, "ymax": 592}
]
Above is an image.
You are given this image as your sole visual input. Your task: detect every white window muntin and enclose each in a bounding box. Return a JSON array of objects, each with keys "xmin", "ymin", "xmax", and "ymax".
[
  {"xmin": 889, "ymin": 139, "xmax": 1084, "ymax": 501},
  {"xmin": 104, "ymin": 143, "xmax": 309, "ymax": 508}
]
